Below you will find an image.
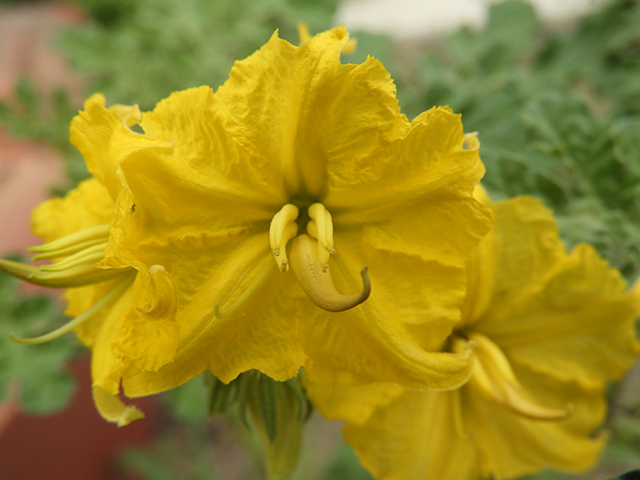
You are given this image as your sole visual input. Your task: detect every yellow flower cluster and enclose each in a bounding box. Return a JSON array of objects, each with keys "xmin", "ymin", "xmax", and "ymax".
[{"xmin": 1, "ymin": 26, "xmax": 639, "ymax": 479}]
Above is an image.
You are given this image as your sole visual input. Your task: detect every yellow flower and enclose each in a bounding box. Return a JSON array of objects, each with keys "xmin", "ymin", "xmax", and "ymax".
[
  {"xmin": 307, "ymin": 188, "xmax": 640, "ymax": 480},
  {"xmin": 2, "ymin": 26, "xmax": 492, "ymax": 426},
  {"xmin": 90, "ymin": 25, "xmax": 491, "ymax": 400},
  {"xmin": 0, "ymin": 95, "xmax": 179, "ymax": 426}
]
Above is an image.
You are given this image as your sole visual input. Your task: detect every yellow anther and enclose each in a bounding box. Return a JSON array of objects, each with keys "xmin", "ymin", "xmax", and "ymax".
[
  {"xmin": 470, "ymin": 332, "xmax": 518, "ymax": 386},
  {"xmin": 307, "ymin": 203, "xmax": 335, "ymax": 271},
  {"xmin": 40, "ymin": 243, "xmax": 107, "ymax": 272},
  {"xmin": 31, "ymin": 238, "xmax": 106, "ymax": 261},
  {"xmin": 289, "ymin": 234, "xmax": 370, "ymax": 312},
  {"xmin": 467, "ymin": 333, "xmax": 570, "ymax": 421},
  {"xmin": 269, "ymin": 204, "xmax": 299, "ymax": 272},
  {"xmin": 28, "ymin": 224, "xmax": 110, "ymax": 255},
  {"xmin": 0, "ymin": 258, "xmax": 131, "ymax": 288}
]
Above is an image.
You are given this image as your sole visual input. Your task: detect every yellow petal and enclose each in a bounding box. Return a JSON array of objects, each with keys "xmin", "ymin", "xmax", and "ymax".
[
  {"xmin": 326, "ymin": 107, "xmax": 483, "ymax": 213},
  {"xmin": 459, "ymin": 221, "xmax": 497, "ymax": 325},
  {"xmin": 483, "ymin": 196, "xmax": 565, "ymax": 306},
  {"xmin": 70, "ymin": 93, "xmax": 168, "ymax": 201},
  {"xmin": 112, "ymin": 265, "xmax": 180, "ymax": 372},
  {"xmin": 300, "ymin": 235, "xmax": 474, "ymax": 390},
  {"xmin": 133, "ymin": 86, "xmax": 285, "ymax": 216},
  {"xmin": 482, "ymin": 244, "xmax": 640, "ymax": 388},
  {"xmin": 214, "ymin": 26, "xmax": 408, "ymax": 198},
  {"xmin": 92, "ymin": 386, "xmax": 144, "ymax": 427},
  {"xmin": 467, "ymin": 367, "xmax": 606, "ymax": 479},
  {"xmin": 342, "ymin": 370, "xmax": 605, "ymax": 480},
  {"xmin": 296, "ymin": 23, "xmax": 311, "ymax": 45},
  {"xmin": 343, "ymin": 389, "xmax": 482, "ymax": 480},
  {"xmin": 90, "ymin": 281, "xmax": 132, "ymax": 395},
  {"xmin": 31, "ymin": 178, "xmax": 114, "ymax": 243},
  {"xmin": 303, "ymin": 378, "xmax": 404, "ymax": 425},
  {"xmin": 327, "ymin": 107, "xmax": 493, "ymax": 269},
  {"xmin": 119, "ymin": 232, "xmax": 307, "ymax": 397}
]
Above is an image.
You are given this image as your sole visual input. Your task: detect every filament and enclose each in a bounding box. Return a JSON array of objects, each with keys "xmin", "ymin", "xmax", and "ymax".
[{"xmin": 11, "ymin": 275, "xmax": 135, "ymax": 345}]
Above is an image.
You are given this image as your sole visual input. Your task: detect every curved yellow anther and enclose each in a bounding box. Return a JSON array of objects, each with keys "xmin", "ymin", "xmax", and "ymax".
[
  {"xmin": 467, "ymin": 333, "xmax": 570, "ymax": 421},
  {"xmin": 289, "ymin": 234, "xmax": 370, "ymax": 312},
  {"xmin": 270, "ymin": 204, "xmax": 299, "ymax": 272},
  {"xmin": 307, "ymin": 203, "xmax": 335, "ymax": 272},
  {"xmin": 469, "ymin": 332, "xmax": 518, "ymax": 386}
]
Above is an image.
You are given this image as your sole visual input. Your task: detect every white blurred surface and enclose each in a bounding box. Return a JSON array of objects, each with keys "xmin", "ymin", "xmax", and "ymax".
[{"xmin": 336, "ymin": 0, "xmax": 601, "ymax": 39}]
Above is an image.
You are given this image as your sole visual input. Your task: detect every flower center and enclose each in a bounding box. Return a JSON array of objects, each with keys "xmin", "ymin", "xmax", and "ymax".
[
  {"xmin": 453, "ymin": 332, "xmax": 570, "ymax": 420},
  {"xmin": 269, "ymin": 203, "xmax": 371, "ymax": 312}
]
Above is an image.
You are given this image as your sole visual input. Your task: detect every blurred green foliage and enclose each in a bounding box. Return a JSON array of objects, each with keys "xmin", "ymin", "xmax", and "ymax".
[
  {"xmin": 58, "ymin": 0, "xmax": 339, "ymax": 109},
  {"xmin": 399, "ymin": 0, "xmax": 640, "ymax": 282},
  {"xmin": 0, "ymin": 257, "xmax": 77, "ymax": 414},
  {"xmin": 0, "ymin": 79, "xmax": 89, "ymax": 194}
]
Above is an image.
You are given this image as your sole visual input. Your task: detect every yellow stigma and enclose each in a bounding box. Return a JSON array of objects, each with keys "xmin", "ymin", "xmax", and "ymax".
[
  {"xmin": 269, "ymin": 204, "xmax": 299, "ymax": 272},
  {"xmin": 289, "ymin": 234, "xmax": 370, "ymax": 312},
  {"xmin": 457, "ymin": 333, "xmax": 570, "ymax": 421}
]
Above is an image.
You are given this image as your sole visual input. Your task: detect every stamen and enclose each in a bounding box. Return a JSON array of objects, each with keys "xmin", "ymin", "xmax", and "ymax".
[
  {"xmin": 0, "ymin": 258, "xmax": 132, "ymax": 288},
  {"xmin": 470, "ymin": 332, "xmax": 517, "ymax": 386},
  {"xmin": 467, "ymin": 333, "xmax": 570, "ymax": 421},
  {"xmin": 289, "ymin": 234, "xmax": 370, "ymax": 312},
  {"xmin": 215, "ymin": 258, "xmax": 276, "ymax": 319},
  {"xmin": 28, "ymin": 225, "xmax": 110, "ymax": 255},
  {"xmin": 307, "ymin": 203, "xmax": 335, "ymax": 271},
  {"xmin": 11, "ymin": 275, "xmax": 135, "ymax": 345},
  {"xmin": 31, "ymin": 238, "xmax": 107, "ymax": 261},
  {"xmin": 269, "ymin": 204, "xmax": 299, "ymax": 272},
  {"xmin": 40, "ymin": 243, "xmax": 107, "ymax": 272}
]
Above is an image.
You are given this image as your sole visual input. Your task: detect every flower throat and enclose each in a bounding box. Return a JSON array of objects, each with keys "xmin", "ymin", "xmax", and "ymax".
[{"xmin": 269, "ymin": 203, "xmax": 371, "ymax": 312}]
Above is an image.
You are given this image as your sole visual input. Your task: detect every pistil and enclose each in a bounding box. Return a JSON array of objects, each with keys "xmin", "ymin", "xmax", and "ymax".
[{"xmin": 289, "ymin": 234, "xmax": 370, "ymax": 312}]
